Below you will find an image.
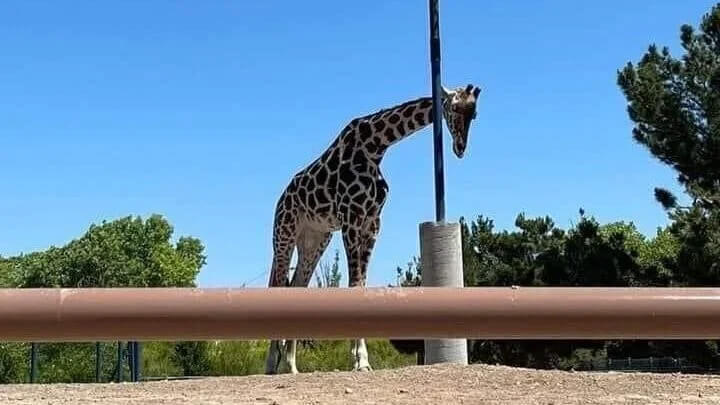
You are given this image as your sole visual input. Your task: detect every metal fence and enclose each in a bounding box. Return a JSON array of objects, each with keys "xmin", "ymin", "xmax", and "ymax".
[
  {"xmin": 28, "ymin": 341, "xmax": 141, "ymax": 383},
  {"xmin": 577, "ymin": 357, "xmax": 717, "ymax": 374}
]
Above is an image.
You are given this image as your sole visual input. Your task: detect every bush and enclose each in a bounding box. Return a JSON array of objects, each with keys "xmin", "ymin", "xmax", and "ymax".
[
  {"xmin": 207, "ymin": 341, "xmax": 268, "ymax": 376},
  {"xmin": 142, "ymin": 342, "xmax": 182, "ymax": 378},
  {"xmin": 0, "ymin": 343, "xmax": 27, "ymax": 383},
  {"xmin": 172, "ymin": 341, "xmax": 211, "ymax": 376}
]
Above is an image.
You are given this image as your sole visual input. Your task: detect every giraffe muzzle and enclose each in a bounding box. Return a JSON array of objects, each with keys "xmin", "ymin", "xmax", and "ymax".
[{"xmin": 453, "ymin": 136, "xmax": 467, "ymax": 158}]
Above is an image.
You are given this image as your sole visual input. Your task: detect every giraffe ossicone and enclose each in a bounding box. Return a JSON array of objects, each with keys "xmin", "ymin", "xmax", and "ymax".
[{"xmin": 265, "ymin": 84, "xmax": 482, "ymax": 374}]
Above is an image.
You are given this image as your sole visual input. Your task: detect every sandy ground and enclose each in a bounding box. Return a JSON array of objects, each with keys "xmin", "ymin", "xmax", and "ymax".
[{"xmin": 1, "ymin": 364, "xmax": 720, "ymax": 404}]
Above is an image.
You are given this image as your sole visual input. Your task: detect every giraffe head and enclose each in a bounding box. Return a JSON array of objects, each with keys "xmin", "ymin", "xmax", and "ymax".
[{"xmin": 441, "ymin": 84, "xmax": 481, "ymax": 158}]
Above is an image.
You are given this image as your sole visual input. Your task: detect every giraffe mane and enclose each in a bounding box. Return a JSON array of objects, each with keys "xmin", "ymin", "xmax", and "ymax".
[{"xmin": 355, "ymin": 96, "xmax": 431, "ymax": 122}]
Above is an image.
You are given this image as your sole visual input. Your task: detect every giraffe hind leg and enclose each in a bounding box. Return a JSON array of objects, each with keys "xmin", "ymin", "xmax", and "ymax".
[
  {"xmin": 291, "ymin": 230, "xmax": 332, "ymax": 288},
  {"xmin": 278, "ymin": 230, "xmax": 332, "ymax": 375},
  {"xmin": 341, "ymin": 218, "xmax": 379, "ymax": 372},
  {"xmin": 265, "ymin": 223, "xmax": 295, "ymax": 375}
]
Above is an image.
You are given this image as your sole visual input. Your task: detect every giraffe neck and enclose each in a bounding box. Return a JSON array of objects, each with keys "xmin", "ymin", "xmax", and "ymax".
[{"xmin": 347, "ymin": 96, "xmax": 436, "ymax": 161}]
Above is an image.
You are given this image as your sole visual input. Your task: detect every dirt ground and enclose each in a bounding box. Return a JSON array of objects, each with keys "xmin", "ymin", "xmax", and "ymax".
[{"xmin": 2, "ymin": 364, "xmax": 720, "ymax": 404}]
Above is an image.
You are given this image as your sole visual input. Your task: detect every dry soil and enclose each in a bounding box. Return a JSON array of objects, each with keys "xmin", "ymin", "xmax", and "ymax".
[{"xmin": 1, "ymin": 364, "xmax": 720, "ymax": 404}]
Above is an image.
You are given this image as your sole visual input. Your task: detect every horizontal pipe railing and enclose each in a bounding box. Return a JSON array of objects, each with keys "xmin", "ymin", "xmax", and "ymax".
[{"xmin": 1, "ymin": 287, "xmax": 720, "ymax": 341}]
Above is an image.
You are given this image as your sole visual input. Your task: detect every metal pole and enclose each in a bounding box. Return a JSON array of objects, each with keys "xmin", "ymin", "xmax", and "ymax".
[
  {"xmin": 3, "ymin": 287, "xmax": 720, "ymax": 340},
  {"xmin": 127, "ymin": 341, "xmax": 134, "ymax": 381},
  {"xmin": 29, "ymin": 342, "xmax": 38, "ymax": 383},
  {"xmin": 116, "ymin": 341, "xmax": 122, "ymax": 383},
  {"xmin": 428, "ymin": 0, "xmax": 445, "ymax": 222},
  {"xmin": 128, "ymin": 341, "xmax": 141, "ymax": 382},
  {"xmin": 95, "ymin": 342, "xmax": 102, "ymax": 383},
  {"xmin": 134, "ymin": 342, "xmax": 142, "ymax": 382}
]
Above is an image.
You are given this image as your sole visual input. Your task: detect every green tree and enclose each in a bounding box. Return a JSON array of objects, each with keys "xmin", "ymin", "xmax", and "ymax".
[
  {"xmin": 395, "ymin": 256, "xmax": 422, "ymax": 287},
  {"xmin": 409, "ymin": 210, "xmax": 686, "ymax": 369},
  {"xmin": 617, "ymin": 3, "xmax": 720, "ymax": 286},
  {"xmin": 172, "ymin": 341, "xmax": 211, "ymax": 376},
  {"xmin": 0, "ymin": 215, "xmax": 207, "ymax": 382},
  {"xmin": 0, "ymin": 256, "xmax": 13, "ymax": 287},
  {"xmin": 315, "ymin": 249, "xmax": 342, "ymax": 288},
  {"xmin": 10, "ymin": 214, "xmax": 205, "ymax": 288},
  {"xmin": 617, "ymin": 4, "xmax": 720, "ymax": 209},
  {"xmin": 0, "ymin": 343, "xmax": 27, "ymax": 383}
]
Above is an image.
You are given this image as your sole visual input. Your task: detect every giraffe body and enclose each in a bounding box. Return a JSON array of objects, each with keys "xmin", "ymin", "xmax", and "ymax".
[{"xmin": 265, "ymin": 85, "xmax": 481, "ymax": 374}]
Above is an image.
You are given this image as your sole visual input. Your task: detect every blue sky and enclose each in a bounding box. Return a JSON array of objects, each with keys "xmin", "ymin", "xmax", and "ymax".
[{"xmin": 1, "ymin": 1, "xmax": 714, "ymax": 287}]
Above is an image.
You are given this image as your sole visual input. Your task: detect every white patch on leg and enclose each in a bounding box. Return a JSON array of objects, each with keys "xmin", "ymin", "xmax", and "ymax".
[
  {"xmin": 279, "ymin": 339, "xmax": 299, "ymax": 374},
  {"xmin": 351, "ymin": 338, "xmax": 372, "ymax": 371},
  {"xmin": 277, "ymin": 340, "xmax": 298, "ymax": 374}
]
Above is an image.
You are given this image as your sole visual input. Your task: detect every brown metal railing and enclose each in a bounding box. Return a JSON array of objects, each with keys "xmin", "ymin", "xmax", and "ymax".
[{"xmin": 1, "ymin": 287, "xmax": 719, "ymax": 341}]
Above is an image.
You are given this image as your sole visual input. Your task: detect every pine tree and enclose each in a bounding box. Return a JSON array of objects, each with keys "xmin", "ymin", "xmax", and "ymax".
[
  {"xmin": 617, "ymin": 3, "xmax": 720, "ymax": 209},
  {"xmin": 618, "ymin": 3, "xmax": 720, "ymax": 286}
]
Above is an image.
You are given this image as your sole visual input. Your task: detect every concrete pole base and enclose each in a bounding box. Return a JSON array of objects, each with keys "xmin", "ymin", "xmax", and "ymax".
[{"xmin": 419, "ymin": 221, "xmax": 468, "ymax": 366}]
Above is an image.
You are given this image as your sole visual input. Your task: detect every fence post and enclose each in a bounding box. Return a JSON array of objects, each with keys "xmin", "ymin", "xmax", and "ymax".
[
  {"xmin": 127, "ymin": 342, "xmax": 135, "ymax": 381},
  {"xmin": 133, "ymin": 342, "xmax": 142, "ymax": 382},
  {"xmin": 116, "ymin": 341, "xmax": 123, "ymax": 382},
  {"xmin": 29, "ymin": 343, "xmax": 38, "ymax": 383},
  {"xmin": 419, "ymin": 222, "xmax": 468, "ymax": 365},
  {"xmin": 95, "ymin": 342, "xmax": 102, "ymax": 383}
]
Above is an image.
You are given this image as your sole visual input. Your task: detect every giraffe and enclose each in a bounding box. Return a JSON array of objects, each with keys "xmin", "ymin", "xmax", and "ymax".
[{"xmin": 265, "ymin": 84, "xmax": 482, "ymax": 374}]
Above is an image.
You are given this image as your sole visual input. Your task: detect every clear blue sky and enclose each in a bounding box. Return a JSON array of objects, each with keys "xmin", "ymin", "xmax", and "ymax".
[{"xmin": 1, "ymin": 1, "xmax": 713, "ymax": 287}]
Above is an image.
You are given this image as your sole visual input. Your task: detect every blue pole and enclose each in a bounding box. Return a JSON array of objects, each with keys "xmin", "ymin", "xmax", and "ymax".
[
  {"xmin": 127, "ymin": 342, "xmax": 134, "ymax": 381},
  {"xmin": 29, "ymin": 343, "xmax": 38, "ymax": 383},
  {"xmin": 129, "ymin": 342, "xmax": 141, "ymax": 382},
  {"xmin": 428, "ymin": 0, "xmax": 445, "ymax": 223},
  {"xmin": 134, "ymin": 342, "xmax": 142, "ymax": 382},
  {"xmin": 116, "ymin": 341, "xmax": 123, "ymax": 382},
  {"xmin": 95, "ymin": 342, "xmax": 102, "ymax": 383}
]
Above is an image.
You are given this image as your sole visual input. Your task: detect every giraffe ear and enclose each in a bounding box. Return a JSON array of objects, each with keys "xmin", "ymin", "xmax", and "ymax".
[{"xmin": 473, "ymin": 86, "xmax": 481, "ymax": 98}]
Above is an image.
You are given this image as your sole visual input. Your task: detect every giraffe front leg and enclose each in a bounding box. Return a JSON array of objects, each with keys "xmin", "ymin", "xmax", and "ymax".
[
  {"xmin": 278, "ymin": 340, "xmax": 299, "ymax": 374},
  {"xmin": 342, "ymin": 219, "xmax": 379, "ymax": 372},
  {"xmin": 265, "ymin": 339, "xmax": 299, "ymax": 375},
  {"xmin": 352, "ymin": 338, "xmax": 372, "ymax": 372},
  {"xmin": 265, "ymin": 339, "xmax": 282, "ymax": 374}
]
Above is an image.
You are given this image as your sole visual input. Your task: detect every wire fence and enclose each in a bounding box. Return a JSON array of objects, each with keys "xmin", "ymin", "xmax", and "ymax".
[
  {"xmin": 24, "ymin": 340, "xmax": 720, "ymax": 384},
  {"xmin": 576, "ymin": 357, "xmax": 719, "ymax": 374},
  {"xmin": 28, "ymin": 341, "xmax": 141, "ymax": 383}
]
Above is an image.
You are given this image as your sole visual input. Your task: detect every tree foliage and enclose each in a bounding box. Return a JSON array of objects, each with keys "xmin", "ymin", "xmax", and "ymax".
[
  {"xmin": 395, "ymin": 256, "xmax": 422, "ymax": 287},
  {"xmin": 617, "ymin": 4, "xmax": 720, "ymax": 208},
  {"xmin": 0, "ymin": 256, "xmax": 13, "ymax": 287},
  {"xmin": 0, "ymin": 215, "xmax": 207, "ymax": 383},
  {"xmin": 460, "ymin": 212, "xmax": 653, "ymax": 369},
  {"xmin": 172, "ymin": 341, "xmax": 211, "ymax": 376},
  {"xmin": 618, "ymin": 3, "xmax": 720, "ymax": 287},
  {"xmin": 0, "ymin": 343, "xmax": 27, "ymax": 383},
  {"xmin": 395, "ymin": 208, "xmax": 715, "ymax": 370},
  {"xmin": 315, "ymin": 249, "xmax": 342, "ymax": 288},
  {"xmin": 8, "ymin": 215, "xmax": 205, "ymax": 288}
]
